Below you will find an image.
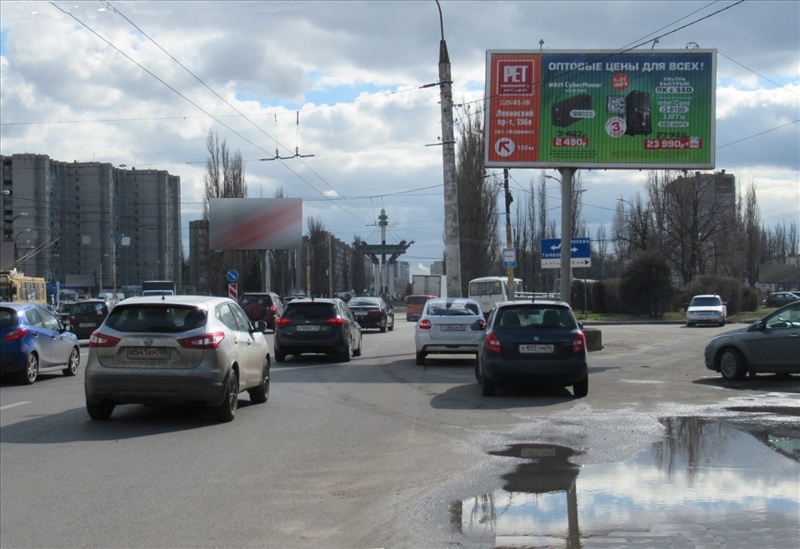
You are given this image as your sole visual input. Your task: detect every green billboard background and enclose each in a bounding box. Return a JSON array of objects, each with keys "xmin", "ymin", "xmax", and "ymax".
[{"xmin": 538, "ymin": 51, "xmax": 715, "ymax": 168}]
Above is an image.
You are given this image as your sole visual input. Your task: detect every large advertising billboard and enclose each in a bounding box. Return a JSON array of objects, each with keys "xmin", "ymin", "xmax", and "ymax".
[
  {"xmin": 484, "ymin": 49, "xmax": 716, "ymax": 169},
  {"xmin": 209, "ymin": 198, "xmax": 303, "ymax": 250}
]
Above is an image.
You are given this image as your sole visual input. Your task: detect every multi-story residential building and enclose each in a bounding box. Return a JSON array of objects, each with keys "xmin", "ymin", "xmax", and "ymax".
[{"xmin": 0, "ymin": 153, "xmax": 181, "ymax": 295}]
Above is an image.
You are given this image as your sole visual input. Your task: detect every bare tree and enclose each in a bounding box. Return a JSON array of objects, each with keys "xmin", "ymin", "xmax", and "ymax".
[
  {"xmin": 455, "ymin": 107, "xmax": 499, "ymax": 294},
  {"xmin": 203, "ymin": 128, "xmax": 255, "ymax": 296},
  {"xmin": 306, "ymin": 216, "xmax": 328, "ymax": 296}
]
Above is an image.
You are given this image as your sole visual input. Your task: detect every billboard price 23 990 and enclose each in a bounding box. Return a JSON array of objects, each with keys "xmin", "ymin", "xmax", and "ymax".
[{"xmin": 484, "ymin": 49, "xmax": 716, "ymax": 170}]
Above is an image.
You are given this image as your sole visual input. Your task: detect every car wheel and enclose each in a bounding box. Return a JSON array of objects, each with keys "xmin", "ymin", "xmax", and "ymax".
[
  {"xmin": 719, "ymin": 348, "xmax": 748, "ymax": 381},
  {"xmin": 573, "ymin": 377, "xmax": 589, "ymax": 398},
  {"xmin": 388, "ymin": 319, "xmax": 394, "ymax": 332},
  {"xmin": 86, "ymin": 400, "xmax": 115, "ymax": 420},
  {"xmin": 482, "ymin": 376, "xmax": 496, "ymax": 396},
  {"xmin": 720, "ymin": 319, "xmax": 726, "ymax": 327},
  {"xmin": 380, "ymin": 324, "xmax": 387, "ymax": 333},
  {"xmin": 248, "ymin": 358, "xmax": 270, "ymax": 404},
  {"xmin": 216, "ymin": 371, "xmax": 239, "ymax": 422},
  {"xmin": 416, "ymin": 351, "xmax": 426, "ymax": 366},
  {"xmin": 63, "ymin": 347, "xmax": 80, "ymax": 376},
  {"xmin": 340, "ymin": 338, "xmax": 352, "ymax": 362},
  {"xmin": 353, "ymin": 337, "xmax": 362, "ymax": 357},
  {"xmin": 18, "ymin": 353, "xmax": 38, "ymax": 385},
  {"xmin": 686, "ymin": 321, "xmax": 695, "ymax": 327},
  {"xmin": 275, "ymin": 350, "xmax": 286, "ymax": 363}
]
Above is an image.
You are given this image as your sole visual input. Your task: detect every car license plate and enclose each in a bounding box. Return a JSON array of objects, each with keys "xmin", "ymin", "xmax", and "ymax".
[
  {"xmin": 519, "ymin": 344, "xmax": 554, "ymax": 353},
  {"xmin": 80, "ymin": 322, "xmax": 95, "ymax": 328},
  {"xmin": 127, "ymin": 347, "xmax": 171, "ymax": 360},
  {"xmin": 296, "ymin": 325, "xmax": 320, "ymax": 331},
  {"xmin": 355, "ymin": 311, "xmax": 366, "ymax": 316},
  {"xmin": 440, "ymin": 324, "xmax": 466, "ymax": 331}
]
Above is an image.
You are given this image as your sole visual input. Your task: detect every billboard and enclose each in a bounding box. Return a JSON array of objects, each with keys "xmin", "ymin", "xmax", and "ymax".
[
  {"xmin": 484, "ymin": 49, "xmax": 716, "ymax": 169},
  {"xmin": 209, "ymin": 198, "xmax": 303, "ymax": 250}
]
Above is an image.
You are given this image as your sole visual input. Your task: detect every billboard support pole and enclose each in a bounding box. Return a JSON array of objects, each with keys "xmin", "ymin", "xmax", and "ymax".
[
  {"xmin": 504, "ymin": 169, "xmax": 515, "ymax": 301},
  {"xmin": 559, "ymin": 168, "xmax": 574, "ymax": 304}
]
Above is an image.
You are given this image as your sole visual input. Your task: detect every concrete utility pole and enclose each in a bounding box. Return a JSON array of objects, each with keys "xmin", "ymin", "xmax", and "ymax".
[
  {"xmin": 504, "ymin": 169, "xmax": 515, "ymax": 301},
  {"xmin": 436, "ymin": 0, "xmax": 462, "ymax": 297},
  {"xmin": 559, "ymin": 168, "xmax": 575, "ymax": 303}
]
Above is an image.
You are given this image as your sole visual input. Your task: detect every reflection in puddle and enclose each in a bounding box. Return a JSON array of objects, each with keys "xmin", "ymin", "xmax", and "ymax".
[{"xmin": 454, "ymin": 417, "xmax": 800, "ymax": 547}]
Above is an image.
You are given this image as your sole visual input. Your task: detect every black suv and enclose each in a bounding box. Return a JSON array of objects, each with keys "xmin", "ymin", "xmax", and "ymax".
[
  {"xmin": 66, "ymin": 299, "xmax": 114, "ymax": 339},
  {"xmin": 274, "ymin": 298, "xmax": 362, "ymax": 362}
]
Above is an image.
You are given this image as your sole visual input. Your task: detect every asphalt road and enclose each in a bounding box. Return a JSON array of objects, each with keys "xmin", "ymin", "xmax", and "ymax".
[{"xmin": 1, "ymin": 320, "xmax": 798, "ymax": 548}]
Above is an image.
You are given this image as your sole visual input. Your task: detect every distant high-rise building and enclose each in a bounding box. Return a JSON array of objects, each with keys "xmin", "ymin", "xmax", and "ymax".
[{"xmin": 1, "ymin": 153, "xmax": 181, "ymax": 294}]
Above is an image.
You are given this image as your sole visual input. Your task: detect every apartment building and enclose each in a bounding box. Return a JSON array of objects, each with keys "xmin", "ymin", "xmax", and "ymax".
[{"xmin": 1, "ymin": 153, "xmax": 181, "ymax": 294}]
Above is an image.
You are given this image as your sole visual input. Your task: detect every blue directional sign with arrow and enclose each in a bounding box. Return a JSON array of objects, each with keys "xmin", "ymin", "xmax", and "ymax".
[{"xmin": 541, "ymin": 237, "xmax": 592, "ymax": 268}]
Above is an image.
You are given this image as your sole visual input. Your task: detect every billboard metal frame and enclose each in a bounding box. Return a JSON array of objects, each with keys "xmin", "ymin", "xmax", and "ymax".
[{"xmin": 484, "ymin": 49, "xmax": 717, "ymax": 170}]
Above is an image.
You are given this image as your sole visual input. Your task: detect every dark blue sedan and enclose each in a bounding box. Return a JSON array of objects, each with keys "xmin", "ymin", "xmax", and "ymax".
[
  {"xmin": 1, "ymin": 303, "xmax": 81, "ymax": 384},
  {"xmin": 475, "ymin": 300, "xmax": 588, "ymax": 398}
]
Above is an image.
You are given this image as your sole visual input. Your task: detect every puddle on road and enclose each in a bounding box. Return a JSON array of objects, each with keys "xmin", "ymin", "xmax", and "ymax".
[{"xmin": 453, "ymin": 416, "xmax": 800, "ymax": 548}]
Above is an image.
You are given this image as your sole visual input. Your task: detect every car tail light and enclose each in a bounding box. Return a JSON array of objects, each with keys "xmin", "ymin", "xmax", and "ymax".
[
  {"xmin": 484, "ymin": 332, "xmax": 502, "ymax": 354},
  {"xmin": 178, "ymin": 332, "xmax": 225, "ymax": 349},
  {"xmin": 3, "ymin": 327, "xmax": 28, "ymax": 343},
  {"xmin": 89, "ymin": 332, "xmax": 121, "ymax": 348},
  {"xmin": 418, "ymin": 319, "xmax": 431, "ymax": 330},
  {"xmin": 325, "ymin": 317, "xmax": 346, "ymax": 326},
  {"xmin": 572, "ymin": 331, "xmax": 587, "ymax": 355},
  {"xmin": 276, "ymin": 317, "xmax": 292, "ymax": 326},
  {"xmin": 368, "ymin": 310, "xmax": 383, "ymax": 316}
]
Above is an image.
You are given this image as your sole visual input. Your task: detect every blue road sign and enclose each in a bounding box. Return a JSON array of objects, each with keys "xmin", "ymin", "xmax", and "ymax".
[
  {"xmin": 540, "ymin": 238, "xmax": 592, "ymax": 268},
  {"xmin": 226, "ymin": 269, "xmax": 239, "ymax": 283}
]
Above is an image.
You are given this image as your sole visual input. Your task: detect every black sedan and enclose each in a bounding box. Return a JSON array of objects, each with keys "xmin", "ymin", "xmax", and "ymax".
[
  {"xmin": 274, "ymin": 298, "xmax": 362, "ymax": 362},
  {"xmin": 347, "ymin": 297, "xmax": 394, "ymax": 333},
  {"xmin": 704, "ymin": 301, "xmax": 800, "ymax": 380},
  {"xmin": 475, "ymin": 300, "xmax": 588, "ymax": 398}
]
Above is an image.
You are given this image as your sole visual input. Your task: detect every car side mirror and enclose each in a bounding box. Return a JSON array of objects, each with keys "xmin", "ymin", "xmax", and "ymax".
[
  {"xmin": 748, "ymin": 320, "xmax": 764, "ymax": 332},
  {"xmin": 252, "ymin": 320, "xmax": 268, "ymax": 333},
  {"xmin": 63, "ymin": 324, "xmax": 74, "ymax": 333}
]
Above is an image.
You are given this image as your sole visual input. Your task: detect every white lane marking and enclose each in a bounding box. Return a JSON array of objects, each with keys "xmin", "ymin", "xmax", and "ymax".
[{"xmin": 0, "ymin": 401, "xmax": 32, "ymax": 411}]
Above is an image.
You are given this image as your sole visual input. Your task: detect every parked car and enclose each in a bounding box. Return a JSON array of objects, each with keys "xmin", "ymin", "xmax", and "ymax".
[
  {"xmin": 66, "ymin": 299, "xmax": 114, "ymax": 339},
  {"xmin": 239, "ymin": 292, "xmax": 284, "ymax": 331},
  {"xmin": 84, "ymin": 295, "xmax": 271, "ymax": 422},
  {"xmin": 414, "ymin": 297, "xmax": 485, "ymax": 365},
  {"xmin": 763, "ymin": 291, "xmax": 800, "ymax": 308},
  {"xmin": 704, "ymin": 301, "xmax": 800, "ymax": 381},
  {"xmin": 405, "ymin": 294, "xmax": 436, "ymax": 322},
  {"xmin": 475, "ymin": 300, "xmax": 588, "ymax": 398},
  {"xmin": 274, "ymin": 298, "xmax": 362, "ymax": 362},
  {"xmin": 685, "ymin": 294, "xmax": 727, "ymax": 327},
  {"xmin": 347, "ymin": 296, "xmax": 394, "ymax": 332},
  {"xmin": 1, "ymin": 303, "xmax": 80, "ymax": 384}
]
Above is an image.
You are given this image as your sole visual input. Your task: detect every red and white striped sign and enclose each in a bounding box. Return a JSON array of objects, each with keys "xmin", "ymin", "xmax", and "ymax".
[{"xmin": 228, "ymin": 283, "xmax": 238, "ymax": 300}]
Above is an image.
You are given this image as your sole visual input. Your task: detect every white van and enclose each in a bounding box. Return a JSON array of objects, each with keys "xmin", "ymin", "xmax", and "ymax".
[{"xmin": 468, "ymin": 276, "xmax": 529, "ymax": 316}]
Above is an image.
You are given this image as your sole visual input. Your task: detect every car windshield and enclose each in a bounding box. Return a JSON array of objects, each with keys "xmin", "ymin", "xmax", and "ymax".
[
  {"xmin": 104, "ymin": 305, "xmax": 206, "ymax": 333},
  {"xmin": 691, "ymin": 297, "xmax": 721, "ymax": 307},
  {"xmin": 497, "ymin": 306, "xmax": 576, "ymax": 329},
  {"xmin": 426, "ymin": 300, "xmax": 480, "ymax": 316},
  {"xmin": 284, "ymin": 303, "xmax": 337, "ymax": 319}
]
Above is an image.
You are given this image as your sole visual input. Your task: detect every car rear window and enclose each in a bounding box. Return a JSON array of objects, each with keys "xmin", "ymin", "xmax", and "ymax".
[
  {"xmin": 349, "ymin": 298, "xmax": 378, "ymax": 307},
  {"xmin": 406, "ymin": 296, "xmax": 431, "ymax": 305},
  {"xmin": 426, "ymin": 301, "xmax": 480, "ymax": 316},
  {"xmin": 691, "ymin": 297, "xmax": 721, "ymax": 307},
  {"xmin": 240, "ymin": 295, "xmax": 273, "ymax": 307},
  {"xmin": 0, "ymin": 308, "xmax": 19, "ymax": 329},
  {"xmin": 71, "ymin": 302, "xmax": 107, "ymax": 315},
  {"xmin": 497, "ymin": 306, "xmax": 576, "ymax": 329},
  {"xmin": 104, "ymin": 305, "xmax": 206, "ymax": 333},
  {"xmin": 284, "ymin": 303, "xmax": 337, "ymax": 319}
]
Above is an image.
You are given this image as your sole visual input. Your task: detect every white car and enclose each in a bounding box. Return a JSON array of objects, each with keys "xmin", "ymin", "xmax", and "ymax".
[
  {"xmin": 414, "ymin": 297, "xmax": 485, "ymax": 365},
  {"xmin": 686, "ymin": 294, "xmax": 727, "ymax": 327}
]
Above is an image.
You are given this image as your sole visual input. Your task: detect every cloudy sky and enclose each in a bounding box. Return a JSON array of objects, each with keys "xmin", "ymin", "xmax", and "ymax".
[{"xmin": 1, "ymin": 1, "xmax": 798, "ymax": 274}]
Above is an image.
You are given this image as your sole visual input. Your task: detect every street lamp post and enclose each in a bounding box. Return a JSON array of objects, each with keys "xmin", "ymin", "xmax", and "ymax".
[{"xmin": 543, "ymin": 171, "xmax": 577, "ymax": 304}]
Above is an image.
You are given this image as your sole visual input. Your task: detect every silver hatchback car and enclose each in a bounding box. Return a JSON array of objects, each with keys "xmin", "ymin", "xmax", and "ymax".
[{"xmin": 84, "ymin": 296, "xmax": 271, "ymax": 422}]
